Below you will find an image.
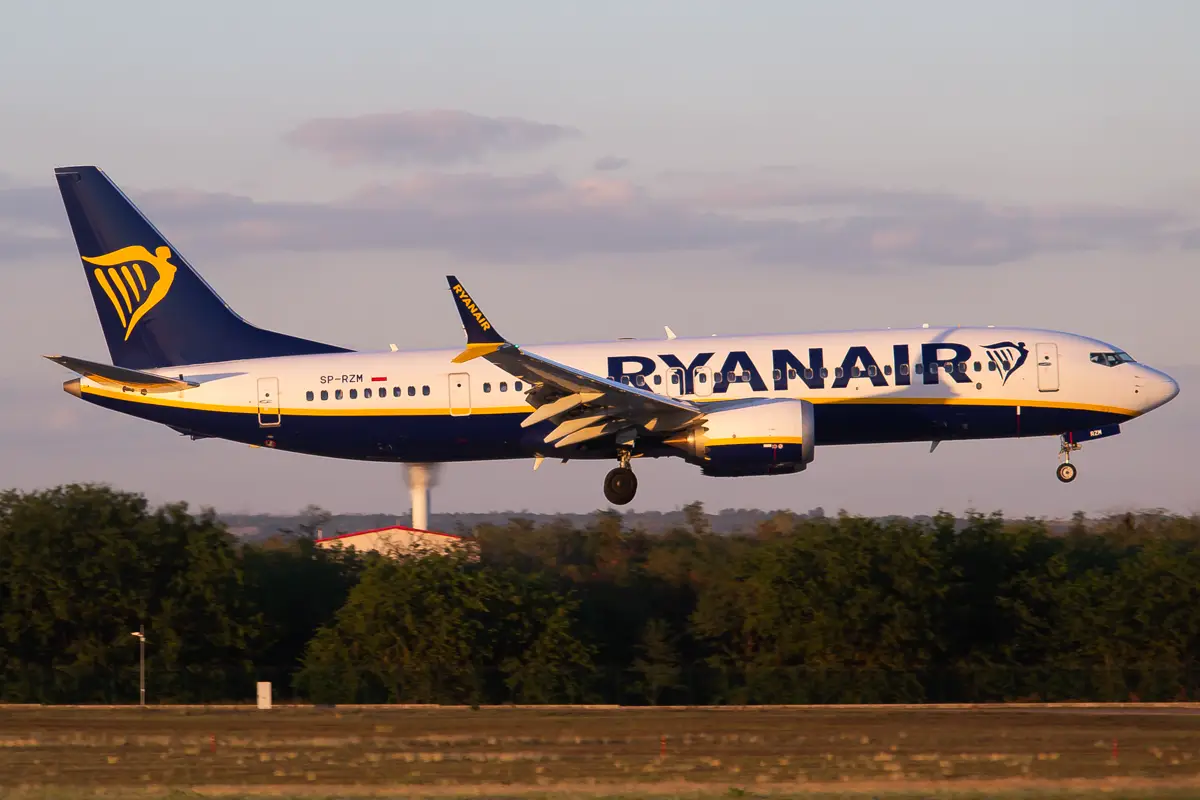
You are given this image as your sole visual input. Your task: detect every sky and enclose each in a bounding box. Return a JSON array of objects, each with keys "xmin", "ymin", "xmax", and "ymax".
[{"xmin": 2, "ymin": 0, "xmax": 1198, "ymax": 520}]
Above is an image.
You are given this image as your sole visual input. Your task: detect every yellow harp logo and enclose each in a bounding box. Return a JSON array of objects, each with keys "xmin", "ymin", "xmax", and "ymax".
[{"xmin": 83, "ymin": 245, "xmax": 178, "ymax": 341}]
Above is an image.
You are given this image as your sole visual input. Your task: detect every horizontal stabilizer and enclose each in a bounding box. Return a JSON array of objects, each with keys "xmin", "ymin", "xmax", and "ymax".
[{"xmin": 44, "ymin": 354, "xmax": 198, "ymax": 392}]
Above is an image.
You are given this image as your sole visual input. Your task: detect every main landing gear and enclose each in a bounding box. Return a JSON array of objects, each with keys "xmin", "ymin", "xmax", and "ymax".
[
  {"xmin": 603, "ymin": 449, "xmax": 638, "ymax": 505},
  {"xmin": 1056, "ymin": 435, "xmax": 1080, "ymax": 483}
]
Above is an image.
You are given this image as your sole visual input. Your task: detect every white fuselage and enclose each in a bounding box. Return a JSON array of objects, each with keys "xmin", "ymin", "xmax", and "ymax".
[{"xmin": 71, "ymin": 325, "xmax": 1178, "ymax": 465}]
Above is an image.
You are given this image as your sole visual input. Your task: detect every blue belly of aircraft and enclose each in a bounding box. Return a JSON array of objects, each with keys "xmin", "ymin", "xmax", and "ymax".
[{"xmin": 83, "ymin": 394, "xmax": 1130, "ymax": 463}]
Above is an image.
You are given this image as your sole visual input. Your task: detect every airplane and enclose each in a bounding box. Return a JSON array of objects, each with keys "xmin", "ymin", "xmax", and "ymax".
[{"xmin": 46, "ymin": 166, "xmax": 1179, "ymax": 516}]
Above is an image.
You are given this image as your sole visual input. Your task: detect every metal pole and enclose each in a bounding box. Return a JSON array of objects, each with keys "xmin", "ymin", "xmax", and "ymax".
[
  {"xmin": 131, "ymin": 625, "xmax": 147, "ymax": 707},
  {"xmin": 139, "ymin": 623, "xmax": 145, "ymax": 707}
]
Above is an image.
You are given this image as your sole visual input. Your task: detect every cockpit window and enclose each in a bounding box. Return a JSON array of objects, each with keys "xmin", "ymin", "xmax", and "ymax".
[{"xmin": 1090, "ymin": 351, "xmax": 1135, "ymax": 367}]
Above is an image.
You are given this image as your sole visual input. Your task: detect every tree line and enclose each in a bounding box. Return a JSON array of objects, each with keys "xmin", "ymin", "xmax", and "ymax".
[{"xmin": 1, "ymin": 483, "xmax": 1197, "ymax": 705}]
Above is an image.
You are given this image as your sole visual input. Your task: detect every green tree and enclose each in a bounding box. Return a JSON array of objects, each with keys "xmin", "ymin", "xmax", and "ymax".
[{"xmin": 0, "ymin": 484, "xmax": 256, "ymax": 702}]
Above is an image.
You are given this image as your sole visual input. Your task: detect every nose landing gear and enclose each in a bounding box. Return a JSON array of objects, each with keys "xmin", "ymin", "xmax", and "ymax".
[
  {"xmin": 603, "ymin": 448, "xmax": 638, "ymax": 505},
  {"xmin": 1057, "ymin": 435, "xmax": 1080, "ymax": 483}
]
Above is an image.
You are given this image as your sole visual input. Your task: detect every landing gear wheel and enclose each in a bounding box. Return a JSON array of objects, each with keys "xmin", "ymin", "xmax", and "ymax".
[
  {"xmin": 603, "ymin": 467, "xmax": 638, "ymax": 505},
  {"xmin": 1056, "ymin": 462, "xmax": 1077, "ymax": 483}
]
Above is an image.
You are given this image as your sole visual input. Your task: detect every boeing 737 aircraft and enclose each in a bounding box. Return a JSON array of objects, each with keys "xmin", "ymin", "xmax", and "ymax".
[{"xmin": 47, "ymin": 166, "xmax": 1179, "ymax": 508}]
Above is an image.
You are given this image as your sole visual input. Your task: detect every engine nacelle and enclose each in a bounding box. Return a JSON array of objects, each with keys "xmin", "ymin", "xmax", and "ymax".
[{"xmin": 666, "ymin": 398, "xmax": 816, "ymax": 477}]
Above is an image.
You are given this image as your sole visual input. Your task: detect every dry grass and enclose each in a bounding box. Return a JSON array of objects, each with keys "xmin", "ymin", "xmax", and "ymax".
[{"xmin": 0, "ymin": 706, "xmax": 1198, "ymax": 797}]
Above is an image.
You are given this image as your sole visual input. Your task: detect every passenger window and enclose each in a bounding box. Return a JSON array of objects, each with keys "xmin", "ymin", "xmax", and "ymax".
[
  {"xmin": 868, "ymin": 365, "xmax": 878, "ymax": 377},
  {"xmin": 788, "ymin": 368, "xmax": 797, "ymax": 379},
  {"xmin": 515, "ymin": 381, "xmax": 523, "ymax": 391},
  {"xmin": 500, "ymin": 382, "xmax": 508, "ymax": 392},
  {"xmin": 973, "ymin": 361, "xmax": 981, "ymax": 372},
  {"xmin": 653, "ymin": 374, "xmax": 662, "ymax": 385},
  {"xmin": 773, "ymin": 369, "xmax": 782, "ymax": 381},
  {"xmin": 621, "ymin": 376, "xmax": 630, "ymax": 385},
  {"xmin": 635, "ymin": 375, "xmax": 645, "ymax": 387},
  {"xmin": 393, "ymin": 386, "xmax": 401, "ymax": 397},
  {"xmin": 899, "ymin": 364, "xmax": 909, "ymax": 376},
  {"xmin": 483, "ymin": 382, "xmax": 491, "ymax": 393},
  {"xmin": 915, "ymin": 363, "xmax": 924, "ymax": 374},
  {"xmin": 335, "ymin": 389, "xmax": 343, "ymax": 400},
  {"xmin": 408, "ymin": 386, "xmax": 415, "ymax": 396},
  {"xmin": 820, "ymin": 368, "xmax": 828, "ymax": 378},
  {"xmin": 835, "ymin": 367, "xmax": 844, "ymax": 378},
  {"xmin": 727, "ymin": 371, "xmax": 736, "ymax": 382},
  {"xmin": 851, "ymin": 366, "xmax": 861, "ymax": 378},
  {"xmin": 957, "ymin": 363, "xmax": 966, "ymax": 373},
  {"xmin": 883, "ymin": 365, "xmax": 892, "ymax": 376},
  {"xmin": 713, "ymin": 373, "xmax": 723, "ymax": 384},
  {"xmin": 364, "ymin": 388, "xmax": 372, "ymax": 398},
  {"xmin": 422, "ymin": 385, "xmax": 430, "ymax": 396},
  {"xmin": 349, "ymin": 389, "xmax": 357, "ymax": 399},
  {"xmin": 988, "ymin": 362, "xmax": 998, "ymax": 371},
  {"xmin": 697, "ymin": 372, "xmax": 707, "ymax": 383},
  {"xmin": 804, "ymin": 369, "xmax": 814, "ymax": 380},
  {"xmin": 671, "ymin": 372, "xmax": 680, "ymax": 384},
  {"xmin": 320, "ymin": 390, "xmax": 329, "ymax": 401},
  {"xmin": 306, "ymin": 390, "xmax": 314, "ymax": 401}
]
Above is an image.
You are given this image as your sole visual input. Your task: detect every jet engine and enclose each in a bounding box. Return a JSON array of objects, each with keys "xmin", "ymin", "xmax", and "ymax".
[{"xmin": 665, "ymin": 398, "xmax": 815, "ymax": 477}]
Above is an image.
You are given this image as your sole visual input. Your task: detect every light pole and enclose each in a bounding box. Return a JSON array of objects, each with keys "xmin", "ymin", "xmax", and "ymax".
[{"xmin": 130, "ymin": 625, "xmax": 147, "ymax": 707}]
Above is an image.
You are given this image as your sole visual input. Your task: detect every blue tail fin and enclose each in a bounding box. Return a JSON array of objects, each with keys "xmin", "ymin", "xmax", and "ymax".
[{"xmin": 54, "ymin": 166, "xmax": 352, "ymax": 369}]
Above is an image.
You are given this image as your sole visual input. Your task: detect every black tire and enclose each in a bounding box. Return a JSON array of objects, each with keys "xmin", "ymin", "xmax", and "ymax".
[
  {"xmin": 1056, "ymin": 462, "xmax": 1077, "ymax": 483},
  {"xmin": 603, "ymin": 467, "xmax": 638, "ymax": 505}
]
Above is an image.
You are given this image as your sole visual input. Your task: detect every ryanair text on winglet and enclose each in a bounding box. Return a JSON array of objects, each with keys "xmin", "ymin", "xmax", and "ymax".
[{"xmin": 451, "ymin": 283, "xmax": 493, "ymax": 332}]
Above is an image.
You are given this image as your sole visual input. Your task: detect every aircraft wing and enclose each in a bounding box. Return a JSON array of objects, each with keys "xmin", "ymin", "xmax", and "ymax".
[
  {"xmin": 44, "ymin": 354, "xmax": 199, "ymax": 392},
  {"xmin": 445, "ymin": 277, "xmax": 702, "ymax": 448}
]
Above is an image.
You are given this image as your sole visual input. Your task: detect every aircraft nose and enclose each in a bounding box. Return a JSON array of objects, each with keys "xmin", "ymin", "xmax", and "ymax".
[{"xmin": 1137, "ymin": 368, "xmax": 1179, "ymax": 413}]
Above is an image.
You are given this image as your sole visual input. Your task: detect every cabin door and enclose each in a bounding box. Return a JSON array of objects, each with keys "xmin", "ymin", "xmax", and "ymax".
[
  {"xmin": 256, "ymin": 377, "xmax": 281, "ymax": 427},
  {"xmin": 1035, "ymin": 343, "xmax": 1060, "ymax": 392},
  {"xmin": 448, "ymin": 373, "xmax": 472, "ymax": 416}
]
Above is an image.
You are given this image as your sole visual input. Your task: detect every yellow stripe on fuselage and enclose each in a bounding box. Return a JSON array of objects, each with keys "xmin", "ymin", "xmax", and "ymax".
[
  {"xmin": 79, "ymin": 384, "xmax": 530, "ymax": 416},
  {"xmin": 705, "ymin": 436, "xmax": 806, "ymax": 446},
  {"xmin": 695, "ymin": 395, "xmax": 1139, "ymax": 418},
  {"xmin": 79, "ymin": 383, "xmax": 1139, "ymax": 420}
]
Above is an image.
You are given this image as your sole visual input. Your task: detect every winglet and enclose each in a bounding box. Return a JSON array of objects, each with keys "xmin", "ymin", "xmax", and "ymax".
[{"xmin": 447, "ymin": 276, "xmax": 508, "ymax": 362}]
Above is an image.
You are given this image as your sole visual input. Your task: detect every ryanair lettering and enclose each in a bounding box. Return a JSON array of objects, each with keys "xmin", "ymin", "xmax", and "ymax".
[
  {"xmin": 450, "ymin": 282, "xmax": 493, "ymax": 332},
  {"xmin": 608, "ymin": 342, "xmax": 1025, "ymax": 394}
]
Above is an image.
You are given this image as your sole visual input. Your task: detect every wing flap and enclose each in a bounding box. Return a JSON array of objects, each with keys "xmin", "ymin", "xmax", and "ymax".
[{"xmin": 44, "ymin": 354, "xmax": 199, "ymax": 392}]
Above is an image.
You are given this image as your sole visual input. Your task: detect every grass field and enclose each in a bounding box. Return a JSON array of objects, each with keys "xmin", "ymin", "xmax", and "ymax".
[{"xmin": 1, "ymin": 705, "xmax": 1199, "ymax": 798}]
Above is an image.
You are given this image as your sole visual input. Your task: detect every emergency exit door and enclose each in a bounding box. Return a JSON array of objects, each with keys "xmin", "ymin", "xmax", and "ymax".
[
  {"xmin": 1035, "ymin": 343, "xmax": 1059, "ymax": 392},
  {"xmin": 257, "ymin": 377, "xmax": 281, "ymax": 427},
  {"xmin": 448, "ymin": 373, "xmax": 471, "ymax": 416}
]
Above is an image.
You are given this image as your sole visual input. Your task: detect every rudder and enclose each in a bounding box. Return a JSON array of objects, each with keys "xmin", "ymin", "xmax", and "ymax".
[{"xmin": 55, "ymin": 166, "xmax": 351, "ymax": 369}]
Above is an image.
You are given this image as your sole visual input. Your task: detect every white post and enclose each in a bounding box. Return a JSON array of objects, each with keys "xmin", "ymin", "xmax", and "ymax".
[
  {"xmin": 404, "ymin": 463, "xmax": 440, "ymax": 531},
  {"xmin": 256, "ymin": 681, "xmax": 272, "ymax": 710}
]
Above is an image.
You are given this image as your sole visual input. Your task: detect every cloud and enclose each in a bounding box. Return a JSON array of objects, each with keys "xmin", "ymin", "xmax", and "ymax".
[
  {"xmin": 283, "ymin": 110, "xmax": 581, "ymax": 166},
  {"xmin": 0, "ymin": 169, "xmax": 1191, "ymax": 269},
  {"xmin": 593, "ymin": 155, "xmax": 629, "ymax": 172}
]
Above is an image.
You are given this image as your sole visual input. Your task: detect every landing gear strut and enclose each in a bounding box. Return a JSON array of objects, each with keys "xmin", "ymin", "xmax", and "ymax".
[
  {"xmin": 1057, "ymin": 436, "xmax": 1080, "ymax": 483},
  {"xmin": 603, "ymin": 449, "xmax": 638, "ymax": 505}
]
